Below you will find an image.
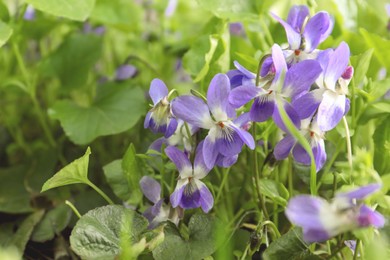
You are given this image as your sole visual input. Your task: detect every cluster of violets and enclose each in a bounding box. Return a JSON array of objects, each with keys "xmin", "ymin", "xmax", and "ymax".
[{"xmin": 140, "ymin": 5, "xmax": 384, "ymax": 243}]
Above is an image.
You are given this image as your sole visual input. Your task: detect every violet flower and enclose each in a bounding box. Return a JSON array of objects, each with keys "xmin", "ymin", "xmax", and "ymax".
[
  {"xmin": 115, "ymin": 64, "xmax": 138, "ymax": 81},
  {"xmin": 172, "ymin": 73, "xmax": 255, "ymax": 169},
  {"xmin": 271, "ymin": 5, "xmax": 333, "ymax": 64},
  {"xmin": 166, "ymin": 143, "xmax": 214, "ymax": 212},
  {"xmin": 229, "ymin": 44, "xmax": 322, "ymax": 132},
  {"xmin": 24, "ymin": 5, "xmax": 36, "ymax": 21},
  {"xmin": 226, "ymin": 61, "xmax": 256, "ymax": 89},
  {"xmin": 292, "ymin": 42, "xmax": 353, "ymax": 131},
  {"xmin": 286, "ymin": 184, "xmax": 385, "ymax": 243},
  {"xmin": 140, "ymin": 176, "xmax": 183, "ymax": 228},
  {"xmin": 274, "ymin": 117, "xmax": 326, "ymax": 172},
  {"xmin": 144, "ymin": 79, "xmax": 178, "ymax": 138}
]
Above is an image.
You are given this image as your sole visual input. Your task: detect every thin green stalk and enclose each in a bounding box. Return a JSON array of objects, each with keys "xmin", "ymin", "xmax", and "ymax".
[
  {"xmin": 288, "ymin": 158, "xmax": 293, "ymax": 196},
  {"xmin": 65, "ymin": 200, "xmax": 81, "ymax": 219},
  {"xmin": 87, "ymin": 181, "xmax": 114, "ymax": 205},
  {"xmin": 261, "ymin": 220, "xmax": 281, "ymax": 239},
  {"xmin": 353, "ymin": 239, "xmax": 360, "ymax": 260},
  {"xmin": 342, "ymin": 116, "xmax": 353, "ymax": 171},
  {"xmin": 215, "ymin": 167, "xmax": 230, "ymax": 205}
]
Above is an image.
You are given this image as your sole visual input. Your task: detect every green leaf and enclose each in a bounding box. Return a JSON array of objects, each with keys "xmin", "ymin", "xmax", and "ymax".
[
  {"xmin": 196, "ymin": 0, "xmax": 257, "ymax": 20},
  {"xmin": 41, "ymin": 147, "xmax": 91, "ymax": 192},
  {"xmin": 152, "ymin": 213, "xmax": 216, "ymax": 259},
  {"xmin": 358, "ymin": 101, "xmax": 390, "ymax": 123},
  {"xmin": 360, "ymin": 28, "xmax": 390, "ymax": 73},
  {"xmin": 263, "ymin": 227, "xmax": 311, "ymax": 260},
  {"xmin": 31, "ymin": 203, "xmax": 72, "ymax": 242},
  {"xmin": 122, "ymin": 144, "xmax": 142, "ymax": 204},
  {"xmin": 49, "ymin": 83, "xmax": 145, "ymax": 145},
  {"xmin": 350, "ymin": 48, "xmax": 373, "ymax": 87},
  {"xmin": 70, "ymin": 205, "xmax": 148, "ymax": 259},
  {"xmin": 103, "ymin": 160, "xmax": 130, "ymax": 201},
  {"xmin": 258, "ymin": 179, "xmax": 289, "ymax": 207},
  {"xmin": 373, "ymin": 116, "xmax": 390, "ymax": 175},
  {"xmin": 25, "ymin": 0, "xmax": 95, "ymax": 21},
  {"xmin": 0, "ymin": 20, "xmax": 12, "ymax": 48},
  {"xmin": 0, "ymin": 165, "xmax": 33, "ymax": 213},
  {"xmin": 8, "ymin": 210, "xmax": 45, "ymax": 253},
  {"xmin": 40, "ymin": 34, "xmax": 102, "ymax": 90}
]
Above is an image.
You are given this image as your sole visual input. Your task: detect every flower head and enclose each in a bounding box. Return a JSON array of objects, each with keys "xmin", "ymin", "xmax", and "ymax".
[{"xmin": 286, "ymin": 184, "xmax": 385, "ymax": 243}]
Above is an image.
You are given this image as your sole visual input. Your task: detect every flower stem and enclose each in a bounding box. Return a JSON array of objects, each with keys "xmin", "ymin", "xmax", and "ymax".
[
  {"xmin": 65, "ymin": 200, "xmax": 81, "ymax": 219},
  {"xmin": 353, "ymin": 239, "xmax": 360, "ymax": 260},
  {"xmin": 86, "ymin": 181, "xmax": 114, "ymax": 205},
  {"xmin": 342, "ymin": 116, "xmax": 353, "ymax": 171}
]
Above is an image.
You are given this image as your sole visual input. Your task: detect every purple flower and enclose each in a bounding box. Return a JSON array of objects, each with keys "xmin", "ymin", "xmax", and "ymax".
[
  {"xmin": 229, "ymin": 44, "xmax": 322, "ymax": 132},
  {"xmin": 166, "ymin": 143, "xmax": 214, "ymax": 212},
  {"xmin": 229, "ymin": 22, "xmax": 246, "ymax": 37},
  {"xmin": 115, "ymin": 64, "xmax": 138, "ymax": 81},
  {"xmin": 140, "ymin": 176, "xmax": 183, "ymax": 228},
  {"xmin": 226, "ymin": 61, "xmax": 256, "ymax": 89},
  {"xmin": 144, "ymin": 79, "xmax": 178, "ymax": 138},
  {"xmin": 24, "ymin": 5, "xmax": 36, "ymax": 21},
  {"xmin": 286, "ymin": 184, "xmax": 385, "ymax": 243},
  {"xmin": 271, "ymin": 5, "xmax": 333, "ymax": 64},
  {"xmin": 292, "ymin": 42, "xmax": 353, "ymax": 131},
  {"xmin": 172, "ymin": 73, "xmax": 255, "ymax": 169},
  {"xmin": 274, "ymin": 117, "xmax": 326, "ymax": 172}
]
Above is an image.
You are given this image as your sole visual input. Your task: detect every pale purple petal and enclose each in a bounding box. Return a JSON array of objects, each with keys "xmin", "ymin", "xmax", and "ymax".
[
  {"xmin": 207, "ymin": 73, "xmax": 231, "ymax": 119},
  {"xmin": 337, "ymin": 183, "xmax": 382, "ymax": 200},
  {"xmin": 196, "ymin": 180, "xmax": 214, "ymax": 213},
  {"xmin": 24, "ymin": 5, "xmax": 35, "ymax": 21},
  {"xmin": 357, "ymin": 205, "xmax": 385, "ymax": 228},
  {"xmin": 230, "ymin": 124, "xmax": 255, "ymax": 149},
  {"xmin": 233, "ymin": 112, "xmax": 251, "ymax": 128},
  {"xmin": 233, "ymin": 61, "xmax": 256, "ymax": 79},
  {"xmin": 149, "ymin": 79, "xmax": 169, "ymax": 105},
  {"xmin": 171, "ymin": 96, "xmax": 213, "ymax": 129},
  {"xmin": 229, "ymin": 85, "xmax": 260, "ymax": 108},
  {"xmin": 292, "ymin": 143, "xmax": 311, "ymax": 165},
  {"xmin": 144, "ymin": 111, "xmax": 152, "ymax": 128},
  {"xmin": 165, "ymin": 0, "xmax": 178, "ymax": 17},
  {"xmin": 216, "ymin": 154, "xmax": 238, "ymax": 167},
  {"xmin": 272, "ymin": 100, "xmax": 301, "ymax": 132},
  {"xmin": 303, "ymin": 229, "xmax": 330, "ymax": 243},
  {"xmin": 194, "ymin": 141, "xmax": 211, "ymax": 178},
  {"xmin": 115, "ymin": 64, "xmax": 137, "ymax": 80},
  {"xmin": 149, "ymin": 137, "xmax": 165, "ymax": 152},
  {"xmin": 283, "ymin": 60, "xmax": 322, "ymax": 99},
  {"xmin": 165, "ymin": 146, "xmax": 191, "ymax": 174},
  {"xmin": 291, "ymin": 89, "xmax": 323, "ymax": 119},
  {"xmin": 250, "ymin": 95, "xmax": 275, "ymax": 122},
  {"xmin": 313, "ymin": 139, "xmax": 326, "ymax": 172},
  {"xmin": 274, "ymin": 135, "xmax": 295, "ymax": 160},
  {"xmin": 140, "ymin": 176, "xmax": 161, "ymax": 204},
  {"xmin": 165, "ymin": 118, "xmax": 178, "ymax": 138},
  {"xmin": 143, "ymin": 207, "xmax": 155, "ymax": 224},
  {"xmin": 271, "ymin": 13, "xmax": 301, "ymax": 50},
  {"xmin": 344, "ymin": 97, "xmax": 350, "ymax": 115},
  {"xmin": 170, "ymin": 181, "xmax": 185, "ymax": 208},
  {"xmin": 317, "ymin": 91, "xmax": 345, "ymax": 131},
  {"xmin": 216, "ymin": 131, "xmax": 243, "ymax": 157},
  {"xmin": 260, "ymin": 56, "xmax": 273, "ymax": 77},
  {"xmin": 286, "ymin": 195, "xmax": 326, "ymax": 229},
  {"xmin": 324, "ymin": 42, "xmax": 350, "ymax": 90},
  {"xmin": 150, "ymin": 199, "xmax": 164, "ymax": 216},
  {"xmin": 271, "ymin": 44, "xmax": 288, "ymax": 82},
  {"xmin": 287, "ymin": 5, "xmax": 309, "ymax": 32},
  {"xmin": 303, "ymin": 12, "xmax": 332, "ymax": 52},
  {"xmin": 203, "ymin": 134, "xmax": 219, "ymax": 169}
]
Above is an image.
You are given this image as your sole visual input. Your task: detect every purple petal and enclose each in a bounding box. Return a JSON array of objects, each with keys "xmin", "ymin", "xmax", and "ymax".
[
  {"xmin": 271, "ymin": 44, "xmax": 288, "ymax": 82},
  {"xmin": 115, "ymin": 64, "xmax": 137, "ymax": 80},
  {"xmin": 250, "ymin": 95, "xmax": 275, "ymax": 122},
  {"xmin": 203, "ymin": 134, "xmax": 219, "ymax": 169},
  {"xmin": 260, "ymin": 56, "xmax": 274, "ymax": 77},
  {"xmin": 149, "ymin": 79, "xmax": 169, "ymax": 105},
  {"xmin": 291, "ymin": 89, "xmax": 323, "ymax": 119},
  {"xmin": 140, "ymin": 176, "xmax": 161, "ymax": 204},
  {"xmin": 344, "ymin": 97, "xmax": 350, "ymax": 115},
  {"xmin": 150, "ymin": 199, "xmax": 164, "ymax": 216},
  {"xmin": 283, "ymin": 60, "xmax": 322, "ymax": 99},
  {"xmin": 230, "ymin": 124, "xmax": 255, "ymax": 150},
  {"xmin": 216, "ymin": 154, "xmax": 238, "ymax": 167},
  {"xmin": 337, "ymin": 184, "xmax": 382, "ymax": 200},
  {"xmin": 303, "ymin": 12, "xmax": 333, "ymax": 52},
  {"xmin": 229, "ymin": 85, "xmax": 260, "ymax": 108},
  {"xmin": 317, "ymin": 91, "xmax": 345, "ymax": 131},
  {"xmin": 194, "ymin": 141, "xmax": 211, "ymax": 178},
  {"xmin": 357, "ymin": 205, "xmax": 385, "ymax": 228},
  {"xmin": 148, "ymin": 137, "xmax": 165, "ymax": 152},
  {"xmin": 24, "ymin": 5, "xmax": 35, "ymax": 21},
  {"xmin": 143, "ymin": 207, "xmax": 155, "ymax": 224},
  {"xmin": 180, "ymin": 181, "xmax": 201, "ymax": 209},
  {"xmin": 216, "ymin": 130, "xmax": 244, "ymax": 157},
  {"xmin": 287, "ymin": 5, "xmax": 309, "ymax": 32},
  {"xmin": 207, "ymin": 73, "xmax": 231, "ymax": 119},
  {"xmin": 271, "ymin": 13, "xmax": 301, "ymax": 50},
  {"xmin": 292, "ymin": 143, "xmax": 311, "ymax": 165},
  {"xmin": 286, "ymin": 195, "xmax": 326, "ymax": 229},
  {"xmin": 233, "ymin": 61, "xmax": 256, "ymax": 79},
  {"xmin": 165, "ymin": 118, "xmax": 178, "ymax": 138},
  {"xmin": 233, "ymin": 112, "xmax": 251, "ymax": 128},
  {"xmin": 165, "ymin": 146, "xmax": 192, "ymax": 174},
  {"xmin": 313, "ymin": 139, "xmax": 326, "ymax": 172},
  {"xmin": 324, "ymin": 42, "xmax": 350, "ymax": 91},
  {"xmin": 227, "ymin": 70, "xmax": 244, "ymax": 89},
  {"xmin": 148, "ymin": 117, "xmax": 168, "ymax": 134},
  {"xmin": 274, "ymin": 135, "xmax": 295, "ymax": 160},
  {"xmin": 165, "ymin": 0, "xmax": 178, "ymax": 17},
  {"xmin": 144, "ymin": 111, "xmax": 152, "ymax": 129},
  {"xmin": 170, "ymin": 181, "xmax": 185, "ymax": 208},
  {"xmin": 171, "ymin": 96, "xmax": 213, "ymax": 129},
  {"xmin": 196, "ymin": 180, "xmax": 214, "ymax": 213},
  {"xmin": 272, "ymin": 100, "xmax": 301, "ymax": 132},
  {"xmin": 303, "ymin": 229, "xmax": 331, "ymax": 243}
]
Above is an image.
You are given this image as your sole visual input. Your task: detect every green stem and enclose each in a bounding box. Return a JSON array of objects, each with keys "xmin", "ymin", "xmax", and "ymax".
[
  {"xmin": 342, "ymin": 116, "xmax": 353, "ymax": 171},
  {"xmin": 353, "ymin": 239, "xmax": 360, "ymax": 260},
  {"xmin": 87, "ymin": 181, "xmax": 114, "ymax": 205},
  {"xmin": 65, "ymin": 200, "xmax": 82, "ymax": 219},
  {"xmin": 215, "ymin": 168, "xmax": 230, "ymax": 205},
  {"xmin": 261, "ymin": 220, "xmax": 281, "ymax": 239}
]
